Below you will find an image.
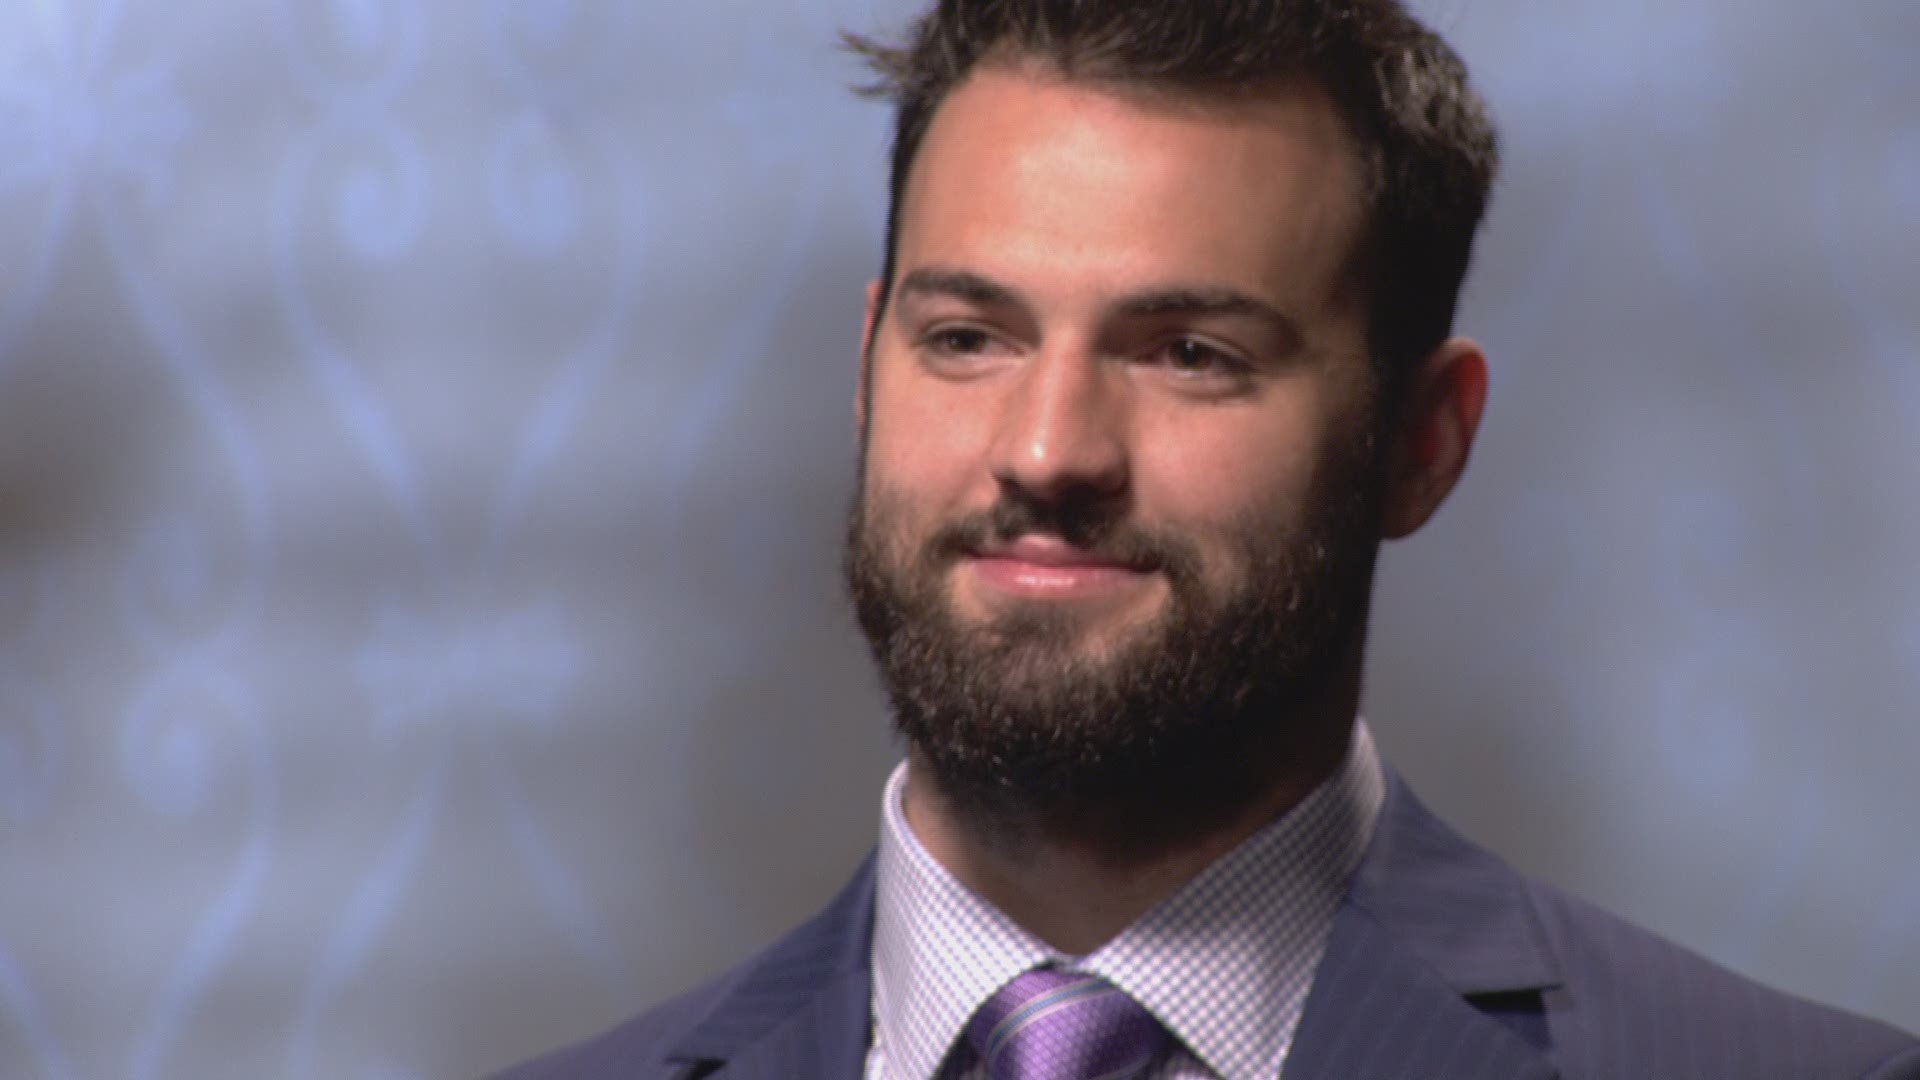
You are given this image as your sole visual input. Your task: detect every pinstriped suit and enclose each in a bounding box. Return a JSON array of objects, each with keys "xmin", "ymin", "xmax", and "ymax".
[{"xmin": 489, "ymin": 775, "xmax": 1920, "ymax": 1080}]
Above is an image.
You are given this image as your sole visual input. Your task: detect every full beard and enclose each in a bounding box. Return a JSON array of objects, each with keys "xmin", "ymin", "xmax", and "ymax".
[{"xmin": 842, "ymin": 437, "xmax": 1385, "ymax": 861}]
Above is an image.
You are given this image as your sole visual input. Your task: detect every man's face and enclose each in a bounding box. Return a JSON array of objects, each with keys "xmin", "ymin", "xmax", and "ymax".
[{"xmin": 846, "ymin": 65, "xmax": 1386, "ymax": 807}]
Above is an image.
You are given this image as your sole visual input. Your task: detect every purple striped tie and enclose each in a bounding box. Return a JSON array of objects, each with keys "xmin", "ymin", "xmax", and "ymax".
[{"xmin": 965, "ymin": 968, "xmax": 1170, "ymax": 1079}]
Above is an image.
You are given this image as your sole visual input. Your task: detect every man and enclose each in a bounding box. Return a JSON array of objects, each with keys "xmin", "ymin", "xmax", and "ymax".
[{"xmin": 496, "ymin": 1, "xmax": 1920, "ymax": 1077}]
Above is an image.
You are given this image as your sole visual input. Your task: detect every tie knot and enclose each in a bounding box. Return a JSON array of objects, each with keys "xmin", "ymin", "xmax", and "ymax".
[{"xmin": 966, "ymin": 968, "xmax": 1169, "ymax": 1079}]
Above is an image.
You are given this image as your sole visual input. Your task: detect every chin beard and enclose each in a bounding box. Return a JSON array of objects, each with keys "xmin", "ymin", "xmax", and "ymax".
[{"xmin": 843, "ymin": 457, "xmax": 1382, "ymax": 857}]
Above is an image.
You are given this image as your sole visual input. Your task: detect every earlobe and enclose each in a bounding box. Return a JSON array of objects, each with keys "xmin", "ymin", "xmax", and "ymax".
[{"xmin": 1381, "ymin": 337, "xmax": 1488, "ymax": 540}]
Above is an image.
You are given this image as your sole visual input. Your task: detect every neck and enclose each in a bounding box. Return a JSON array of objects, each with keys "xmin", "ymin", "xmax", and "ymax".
[{"xmin": 900, "ymin": 666, "xmax": 1361, "ymax": 956}]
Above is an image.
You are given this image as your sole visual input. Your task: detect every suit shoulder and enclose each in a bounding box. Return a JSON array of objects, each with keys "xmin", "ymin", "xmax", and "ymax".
[
  {"xmin": 1522, "ymin": 877, "xmax": 1920, "ymax": 1079},
  {"xmin": 482, "ymin": 964, "xmax": 744, "ymax": 1080},
  {"xmin": 484, "ymin": 854, "xmax": 878, "ymax": 1079}
]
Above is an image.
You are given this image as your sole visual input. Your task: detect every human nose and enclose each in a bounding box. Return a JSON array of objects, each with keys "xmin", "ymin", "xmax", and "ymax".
[{"xmin": 987, "ymin": 343, "xmax": 1128, "ymax": 504}]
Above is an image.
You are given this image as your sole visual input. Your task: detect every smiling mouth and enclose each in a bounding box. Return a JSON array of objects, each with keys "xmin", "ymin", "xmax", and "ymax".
[{"xmin": 963, "ymin": 538, "xmax": 1159, "ymax": 601}]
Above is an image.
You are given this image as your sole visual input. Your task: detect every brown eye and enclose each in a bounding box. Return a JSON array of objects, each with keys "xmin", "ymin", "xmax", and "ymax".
[
  {"xmin": 928, "ymin": 327, "xmax": 994, "ymax": 355},
  {"xmin": 1158, "ymin": 337, "xmax": 1244, "ymax": 377},
  {"xmin": 1143, "ymin": 336, "xmax": 1256, "ymax": 398},
  {"xmin": 1168, "ymin": 338, "xmax": 1222, "ymax": 371}
]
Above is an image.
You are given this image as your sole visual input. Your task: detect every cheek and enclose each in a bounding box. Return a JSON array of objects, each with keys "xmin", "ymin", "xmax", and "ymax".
[
  {"xmin": 1134, "ymin": 395, "xmax": 1328, "ymax": 531},
  {"xmin": 864, "ymin": 362, "xmax": 995, "ymax": 501}
]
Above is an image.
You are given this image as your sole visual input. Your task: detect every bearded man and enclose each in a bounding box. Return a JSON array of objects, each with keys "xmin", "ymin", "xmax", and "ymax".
[{"xmin": 493, "ymin": 1, "xmax": 1920, "ymax": 1077}]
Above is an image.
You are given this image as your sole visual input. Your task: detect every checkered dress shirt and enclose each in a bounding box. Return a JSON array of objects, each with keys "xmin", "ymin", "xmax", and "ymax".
[{"xmin": 866, "ymin": 722, "xmax": 1386, "ymax": 1080}]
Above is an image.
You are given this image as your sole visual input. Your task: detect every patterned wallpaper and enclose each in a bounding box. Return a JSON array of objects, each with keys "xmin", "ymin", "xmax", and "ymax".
[{"xmin": 0, "ymin": 1, "xmax": 1913, "ymax": 1077}]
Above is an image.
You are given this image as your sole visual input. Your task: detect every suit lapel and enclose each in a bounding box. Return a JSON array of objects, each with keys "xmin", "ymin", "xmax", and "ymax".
[
  {"xmin": 1284, "ymin": 776, "xmax": 1564, "ymax": 1080},
  {"xmin": 702, "ymin": 966, "xmax": 870, "ymax": 1080},
  {"xmin": 669, "ymin": 856, "xmax": 877, "ymax": 1080},
  {"xmin": 1283, "ymin": 901, "xmax": 1557, "ymax": 1080}
]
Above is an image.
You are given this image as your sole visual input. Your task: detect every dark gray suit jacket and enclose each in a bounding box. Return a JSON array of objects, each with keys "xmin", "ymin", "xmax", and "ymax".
[{"xmin": 492, "ymin": 776, "xmax": 1920, "ymax": 1079}]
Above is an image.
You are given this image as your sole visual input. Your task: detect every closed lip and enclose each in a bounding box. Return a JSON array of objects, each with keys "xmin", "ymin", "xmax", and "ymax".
[{"xmin": 970, "ymin": 537, "xmax": 1154, "ymax": 572}]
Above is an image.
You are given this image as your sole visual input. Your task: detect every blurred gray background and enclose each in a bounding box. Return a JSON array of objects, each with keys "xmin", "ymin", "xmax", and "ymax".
[{"xmin": 0, "ymin": 0, "xmax": 1915, "ymax": 1077}]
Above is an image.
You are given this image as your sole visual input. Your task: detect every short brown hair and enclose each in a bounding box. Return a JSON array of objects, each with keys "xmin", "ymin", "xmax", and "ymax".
[{"xmin": 844, "ymin": 0, "xmax": 1499, "ymax": 392}]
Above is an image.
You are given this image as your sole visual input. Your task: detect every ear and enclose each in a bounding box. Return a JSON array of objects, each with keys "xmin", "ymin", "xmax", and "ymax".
[
  {"xmin": 1380, "ymin": 336, "xmax": 1488, "ymax": 540},
  {"xmin": 856, "ymin": 279, "xmax": 882, "ymax": 438}
]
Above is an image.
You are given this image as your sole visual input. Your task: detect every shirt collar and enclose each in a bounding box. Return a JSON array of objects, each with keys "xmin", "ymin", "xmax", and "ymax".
[{"xmin": 871, "ymin": 721, "xmax": 1386, "ymax": 1080}]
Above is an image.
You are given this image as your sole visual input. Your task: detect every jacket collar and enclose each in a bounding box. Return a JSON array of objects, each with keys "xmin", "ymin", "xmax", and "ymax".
[
  {"xmin": 1344, "ymin": 774, "xmax": 1563, "ymax": 995},
  {"xmin": 1282, "ymin": 774, "xmax": 1563, "ymax": 1079},
  {"xmin": 668, "ymin": 773, "xmax": 1566, "ymax": 1079},
  {"xmin": 667, "ymin": 854, "xmax": 877, "ymax": 1079}
]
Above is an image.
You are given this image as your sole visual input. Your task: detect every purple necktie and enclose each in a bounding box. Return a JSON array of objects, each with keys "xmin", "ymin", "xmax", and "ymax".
[{"xmin": 965, "ymin": 968, "xmax": 1170, "ymax": 1079}]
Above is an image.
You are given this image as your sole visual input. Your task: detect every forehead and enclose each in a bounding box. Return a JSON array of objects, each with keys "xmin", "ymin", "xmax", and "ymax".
[{"xmin": 894, "ymin": 64, "xmax": 1368, "ymax": 318}]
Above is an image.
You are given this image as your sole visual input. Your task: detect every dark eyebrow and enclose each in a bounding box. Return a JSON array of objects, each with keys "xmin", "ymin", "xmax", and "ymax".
[
  {"xmin": 1114, "ymin": 288, "xmax": 1306, "ymax": 354},
  {"xmin": 893, "ymin": 269, "xmax": 1304, "ymax": 354},
  {"xmin": 894, "ymin": 267, "xmax": 1027, "ymax": 311}
]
